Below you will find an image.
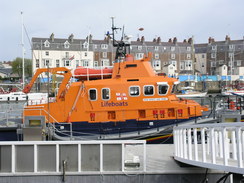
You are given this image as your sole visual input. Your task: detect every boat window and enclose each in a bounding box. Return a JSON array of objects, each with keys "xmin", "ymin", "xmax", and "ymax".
[
  {"xmin": 129, "ymin": 86, "xmax": 140, "ymax": 96},
  {"xmin": 158, "ymin": 85, "xmax": 168, "ymax": 95},
  {"xmin": 89, "ymin": 89, "xmax": 97, "ymax": 101},
  {"xmin": 144, "ymin": 85, "xmax": 154, "ymax": 96},
  {"xmin": 102, "ymin": 88, "xmax": 110, "ymax": 100}
]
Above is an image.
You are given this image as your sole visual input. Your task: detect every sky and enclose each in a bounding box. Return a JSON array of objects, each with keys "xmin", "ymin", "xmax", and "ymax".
[{"xmin": 0, "ymin": 0, "xmax": 244, "ymax": 61}]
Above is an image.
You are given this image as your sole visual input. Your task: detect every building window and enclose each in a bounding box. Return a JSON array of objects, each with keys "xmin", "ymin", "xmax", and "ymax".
[
  {"xmin": 171, "ymin": 54, "xmax": 175, "ymax": 59},
  {"xmin": 185, "ymin": 60, "xmax": 192, "ymax": 70},
  {"xmin": 44, "ymin": 59, "xmax": 50, "ymax": 67},
  {"xmin": 154, "ymin": 53, "xmax": 159, "ymax": 59},
  {"xmin": 84, "ymin": 52, "xmax": 88, "ymax": 57},
  {"xmin": 153, "ymin": 60, "xmax": 161, "ymax": 70},
  {"xmin": 56, "ymin": 60, "xmax": 60, "ymax": 67},
  {"xmin": 212, "ymin": 45, "xmax": 217, "ymax": 50},
  {"xmin": 101, "ymin": 59, "xmax": 109, "ymax": 66},
  {"xmin": 83, "ymin": 60, "xmax": 89, "ymax": 67},
  {"xmin": 144, "ymin": 85, "xmax": 154, "ymax": 96},
  {"xmin": 138, "ymin": 46, "xmax": 142, "ymax": 50},
  {"xmin": 187, "ymin": 47, "xmax": 191, "ymax": 51},
  {"xmin": 211, "ymin": 53, "xmax": 216, "ymax": 58},
  {"xmin": 202, "ymin": 54, "xmax": 205, "ymax": 58},
  {"xmin": 94, "ymin": 61, "xmax": 98, "ymax": 67},
  {"xmin": 170, "ymin": 47, "xmax": 175, "ymax": 51},
  {"xmin": 89, "ymin": 89, "xmax": 97, "ymax": 101},
  {"xmin": 44, "ymin": 40, "xmax": 50, "ymax": 48},
  {"xmin": 65, "ymin": 60, "xmax": 71, "ymax": 67},
  {"xmin": 64, "ymin": 41, "xmax": 70, "ymax": 49},
  {"xmin": 169, "ymin": 60, "xmax": 177, "ymax": 68},
  {"xmin": 45, "ymin": 51, "xmax": 49, "ymax": 56},
  {"xmin": 211, "ymin": 61, "xmax": 216, "ymax": 67},
  {"xmin": 94, "ymin": 44, "xmax": 97, "ymax": 49},
  {"xmin": 135, "ymin": 53, "xmax": 144, "ymax": 59},
  {"xmin": 229, "ymin": 45, "xmax": 234, "ymax": 50},
  {"xmin": 83, "ymin": 42, "xmax": 88, "ymax": 49},
  {"xmin": 129, "ymin": 86, "xmax": 140, "ymax": 96},
  {"xmin": 237, "ymin": 60, "xmax": 242, "ymax": 66},
  {"xmin": 76, "ymin": 60, "xmax": 79, "ymax": 67},
  {"xmin": 180, "ymin": 61, "xmax": 184, "ymax": 70},
  {"xmin": 158, "ymin": 85, "xmax": 168, "ymax": 95},
  {"xmin": 102, "ymin": 88, "xmax": 110, "ymax": 100},
  {"xmin": 65, "ymin": 52, "xmax": 69, "ymax": 58},
  {"xmin": 154, "ymin": 46, "xmax": 159, "ymax": 51},
  {"xmin": 102, "ymin": 52, "xmax": 107, "ymax": 58},
  {"xmin": 36, "ymin": 59, "xmax": 39, "ymax": 68},
  {"xmin": 186, "ymin": 54, "xmax": 191, "ymax": 59},
  {"xmin": 101, "ymin": 44, "xmax": 108, "ymax": 49},
  {"xmin": 228, "ymin": 52, "xmax": 234, "ymax": 58}
]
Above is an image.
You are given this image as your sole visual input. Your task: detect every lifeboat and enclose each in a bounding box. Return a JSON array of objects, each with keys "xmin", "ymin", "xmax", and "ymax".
[{"xmin": 74, "ymin": 67, "xmax": 113, "ymax": 80}]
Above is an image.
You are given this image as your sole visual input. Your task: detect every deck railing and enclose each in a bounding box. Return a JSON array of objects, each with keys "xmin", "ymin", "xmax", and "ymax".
[
  {"xmin": 0, "ymin": 140, "xmax": 146, "ymax": 175},
  {"xmin": 174, "ymin": 122, "xmax": 244, "ymax": 174}
]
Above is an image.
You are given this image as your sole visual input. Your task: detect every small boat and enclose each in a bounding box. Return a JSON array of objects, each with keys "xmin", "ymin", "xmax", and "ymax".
[
  {"xmin": 221, "ymin": 88, "xmax": 244, "ymax": 96},
  {"xmin": 0, "ymin": 91, "xmax": 48, "ymax": 102},
  {"xmin": 176, "ymin": 86, "xmax": 207, "ymax": 98},
  {"xmin": 74, "ymin": 67, "xmax": 113, "ymax": 80}
]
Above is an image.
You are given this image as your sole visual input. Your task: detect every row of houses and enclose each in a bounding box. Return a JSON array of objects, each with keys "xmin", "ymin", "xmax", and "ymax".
[{"xmin": 32, "ymin": 34, "xmax": 244, "ymax": 77}]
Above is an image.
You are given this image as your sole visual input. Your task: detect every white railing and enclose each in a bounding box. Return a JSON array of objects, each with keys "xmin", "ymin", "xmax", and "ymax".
[
  {"xmin": 174, "ymin": 122, "xmax": 244, "ymax": 174},
  {"xmin": 0, "ymin": 140, "xmax": 146, "ymax": 175}
]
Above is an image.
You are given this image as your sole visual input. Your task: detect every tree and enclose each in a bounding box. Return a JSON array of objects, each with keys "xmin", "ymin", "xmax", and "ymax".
[{"xmin": 12, "ymin": 57, "xmax": 32, "ymax": 78}]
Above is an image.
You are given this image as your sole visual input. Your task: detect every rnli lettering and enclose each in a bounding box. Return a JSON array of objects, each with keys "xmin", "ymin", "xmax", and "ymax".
[{"xmin": 101, "ymin": 101, "xmax": 128, "ymax": 107}]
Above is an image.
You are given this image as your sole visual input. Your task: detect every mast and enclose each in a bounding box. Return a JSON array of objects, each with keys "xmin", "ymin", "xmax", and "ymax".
[{"xmin": 21, "ymin": 11, "xmax": 25, "ymax": 88}]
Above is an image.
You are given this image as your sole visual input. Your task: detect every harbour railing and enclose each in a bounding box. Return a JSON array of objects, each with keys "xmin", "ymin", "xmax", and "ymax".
[
  {"xmin": 174, "ymin": 122, "xmax": 244, "ymax": 174},
  {"xmin": 0, "ymin": 140, "xmax": 146, "ymax": 175}
]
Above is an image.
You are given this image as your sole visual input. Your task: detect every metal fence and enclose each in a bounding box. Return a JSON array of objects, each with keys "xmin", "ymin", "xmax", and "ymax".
[
  {"xmin": 174, "ymin": 122, "xmax": 244, "ymax": 174},
  {"xmin": 0, "ymin": 140, "xmax": 146, "ymax": 175}
]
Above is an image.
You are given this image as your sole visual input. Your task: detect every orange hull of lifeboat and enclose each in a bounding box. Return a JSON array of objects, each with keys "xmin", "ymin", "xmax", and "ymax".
[{"xmin": 74, "ymin": 67, "xmax": 113, "ymax": 80}]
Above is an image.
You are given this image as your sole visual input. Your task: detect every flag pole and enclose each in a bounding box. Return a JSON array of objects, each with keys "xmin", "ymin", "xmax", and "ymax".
[{"xmin": 21, "ymin": 11, "xmax": 25, "ymax": 89}]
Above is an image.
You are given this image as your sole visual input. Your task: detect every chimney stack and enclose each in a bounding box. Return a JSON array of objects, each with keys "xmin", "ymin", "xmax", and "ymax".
[
  {"xmin": 188, "ymin": 37, "xmax": 193, "ymax": 44},
  {"xmin": 141, "ymin": 36, "xmax": 145, "ymax": 43},
  {"xmin": 173, "ymin": 37, "xmax": 177, "ymax": 44},
  {"xmin": 225, "ymin": 35, "xmax": 230, "ymax": 42},
  {"xmin": 157, "ymin": 37, "xmax": 161, "ymax": 43},
  {"xmin": 168, "ymin": 38, "xmax": 172, "ymax": 43},
  {"xmin": 68, "ymin": 34, "xmax": 74, "ymax": 42},
  {"xmin": 50, "ymin": 33, "xmax": 54, "ymax": 42},
  {"xmin": 208, "ymin": 37, "xmax": 215, "ymax": 44}
]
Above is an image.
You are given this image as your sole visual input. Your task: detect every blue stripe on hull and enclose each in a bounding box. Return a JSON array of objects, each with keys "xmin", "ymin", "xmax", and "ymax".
[{"xmin": 54, "ymin": 117, "xmax": 198, "ymax": 138}]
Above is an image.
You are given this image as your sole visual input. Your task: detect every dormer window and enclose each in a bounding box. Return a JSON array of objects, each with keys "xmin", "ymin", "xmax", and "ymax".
[
  {"xmin": 101, "ymin": 44, "xmax": 108, "ymax": 49},
  {"xmin": 138, "ymin": 46, "xmax": 142, "ymax": 50},
  {"xmin": 211, "ymin": 45, "xmax": 217, "ymax": 50},
  {"xmin": 44, "ymin": 40, "xmax": 50, "ymax": 48},
  {"xmin": 187, "ymin": 47, "xmax": 191, "ymax": 51},
  {"xmin": 229, "ymin": 45, "xmax": 234, "ymax": 50},
  {"xmin": 83, "ymin": 42, "xmax": 88, "ymax": 49},
  {"xmin": 64, "ymin": 41, "xmax": 70, "ymax": 49}
]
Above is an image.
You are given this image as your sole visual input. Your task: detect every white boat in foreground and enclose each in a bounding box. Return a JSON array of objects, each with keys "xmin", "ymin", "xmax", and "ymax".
[
  {"xmin": 0, "ymin": 92, "xmax": 47, "ymax": 102},
  {"xmin": 176, "ymin": 86, "xmax": 207, "ymax": 98}
]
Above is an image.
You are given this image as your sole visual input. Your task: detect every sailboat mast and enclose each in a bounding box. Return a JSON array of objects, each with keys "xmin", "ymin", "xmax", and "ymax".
[{"xmin": 21, "ymin": 11, "xmax": 25, "ymax": 88}]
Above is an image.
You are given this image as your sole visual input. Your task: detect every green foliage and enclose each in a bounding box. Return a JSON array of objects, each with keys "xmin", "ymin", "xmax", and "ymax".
[{"xmin": 12, "ymin": 57, "xmax": 32, "ymax": 77}]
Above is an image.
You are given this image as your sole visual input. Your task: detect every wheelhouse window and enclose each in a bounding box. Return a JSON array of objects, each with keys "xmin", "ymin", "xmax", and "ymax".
[
  {"xmin": 89, "ymin": 89, "xmax": 97, "ymax": 101},
  {"xmin": 158, "ymin": 85, "xmax": 168, "ymax": 95},
  {"xmin": 129, "ymin": 86, "xmax": 140, "ymax": 96},
  {"xmin": 144, "ymin": 85, "xmax": 154, "ymax": 96},
  {"xmin": 102, "ymin": 88, "xmax": 110, "ymax": 100}
]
